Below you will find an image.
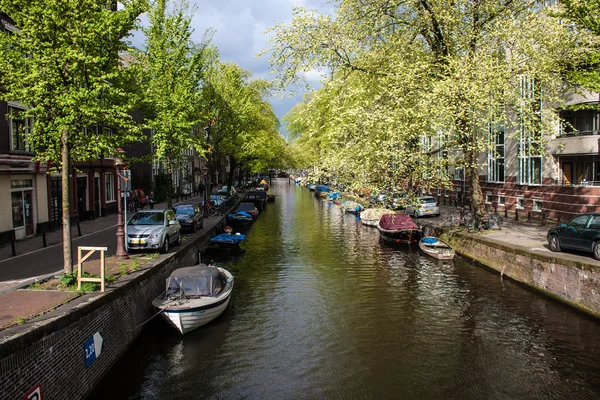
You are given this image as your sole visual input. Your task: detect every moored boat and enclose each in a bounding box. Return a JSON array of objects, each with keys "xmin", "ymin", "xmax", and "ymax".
[
  {"xmin": 226, "ymin": 211, "xmax": 253, "ymax": 228},
  {"xmin": 152, "ymin": 264, "xmax": 234, "ymax": 335},
  {"xmin": 377, "ymin": 214, "xmax": 422, "ymax": 243},
  {"xmin": 361, "ymin": 208, "xmax": 394, "ymax": 227},
  {"xmin": 419, "ymin": 236, "xmax": 455, "ymax": 260},
  {"xmin": 244, "ymin": 191, "xmax": 267, "ymax": 211},
  {"xmin": 342, "ymin": 200, "xmax": 364, "ymax": 215},
  {"xmin": 207, "ymin": 232, "xmax": 246, "ymax": 250}
]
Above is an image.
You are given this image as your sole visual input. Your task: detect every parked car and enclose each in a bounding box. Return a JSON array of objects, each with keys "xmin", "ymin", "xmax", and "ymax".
[
  {"xmin": 127, "ymin": 209, "xmax": 181, "ymax": 253},
  {"xmin": 218, "ymin": 185, "xmax": 237, "ymax": 197},
  {"xmin": 174, "ymin": 204, "xmax": 204, "ymax": 233},
  {"xmin": 547, "ymin": 213, "xmax": 600, "ymax": 260},
  {"xmin": 405, "ymin": 196, "xmax": 440, "ymax": 217}
]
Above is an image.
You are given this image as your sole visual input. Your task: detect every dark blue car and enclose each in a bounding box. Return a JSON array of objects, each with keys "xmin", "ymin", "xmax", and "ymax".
[{"xmin": 547, "ymin": 213, "xmax": 600, "ymax": 259}]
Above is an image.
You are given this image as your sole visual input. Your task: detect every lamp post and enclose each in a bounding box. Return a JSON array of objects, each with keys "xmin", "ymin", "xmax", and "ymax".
[
  {"xmin": 115, "ymin": 148, "xmax": 128, "ymax": 259},
  {"xmin": 202, "ymin": 164, "xmax": 209, "ymax": 218}
]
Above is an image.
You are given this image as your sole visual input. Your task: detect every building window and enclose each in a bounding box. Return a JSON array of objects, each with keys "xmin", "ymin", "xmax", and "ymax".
[
  {"xmin": 517, "ymin": 196, "xmax": 525, "ymax": 209},
  {"xmin": 8, "ymin": 107, "xmax": 32, "ymax": 152},
  {"xmin": 559, "ymin": 109, "xmax": 600, "ymax": 136},
  {"xmin": 11, "ymin": 179, "xmax": 33, "ymax": 189},
  {"xmin": 11, "ymin": 192, "xmax": 25, "ymax": 228},
  {"xmin": 105, "ymin": 173, "xmax": 115, "ymax": 202},
  {"xmin": 533, "ymin": 198, "xmax": 542, "ymax": 212},
  {"xmin": 498, "ymin": 194, "xmax": 506, "ymax": 206},
  {"xmin": 485, "ymin": 192, "xmax": 493, "ymax": 204},
  {"xmin": 488, "ymin": 122, "xmax": 505, "ymax": 182},
  {"xmin": 518, "ymin": 76, "xmax": 543, "ymax": 185}
]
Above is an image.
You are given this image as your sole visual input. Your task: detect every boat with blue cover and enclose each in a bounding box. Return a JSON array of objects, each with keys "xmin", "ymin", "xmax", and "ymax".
[
  {"xmin": 419, "ymin": 236, "xmax": 455, "ymax": 260},
  {"xmin": 207, "ymin": 232, "xmax": 246, "ymax": 250},
  {"xmin": 226, "ymin": 211, "xmax": 253, "ymax": 228}
]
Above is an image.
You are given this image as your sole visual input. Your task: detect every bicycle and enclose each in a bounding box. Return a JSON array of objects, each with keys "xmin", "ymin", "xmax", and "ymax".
[
  {"xmin": 445, "ymin": 206, "xmax": 472, "ymax": 227},
  {"xmin": 467, "ymin": 215, "xmax": 484, "ymax": 233},
  {"xmin": 207, "ymin": 203, "xmax": 224, "ymax": 217},
  {"xmin": 485, "ymin": 211, "xmax": 503, "ymax": 230}
]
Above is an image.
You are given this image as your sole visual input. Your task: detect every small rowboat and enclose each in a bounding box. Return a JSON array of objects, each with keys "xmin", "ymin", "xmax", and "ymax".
[{"xmin": 419, "ymin": 236, "xmax": 455, "ymax": 260}]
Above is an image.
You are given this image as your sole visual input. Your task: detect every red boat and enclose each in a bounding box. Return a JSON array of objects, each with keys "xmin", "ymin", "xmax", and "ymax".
[{"xmin": 377, "ymin": 214, "xmax": 422, "ymax": 244}]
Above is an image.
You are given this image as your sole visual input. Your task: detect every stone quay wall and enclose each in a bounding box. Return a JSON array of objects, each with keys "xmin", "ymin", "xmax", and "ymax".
[
  {"xmin": 427, "ymin": 226, "xmax": 600, "ymax": 318},
  {"xmin": 0, "ymin": 221, "xmax": 225, "ymax": 400}
]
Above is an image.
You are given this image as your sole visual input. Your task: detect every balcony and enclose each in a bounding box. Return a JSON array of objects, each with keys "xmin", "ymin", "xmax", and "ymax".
[{"xmin": 548, "ymin": 134, "xmax": 600, "ymax": 155}]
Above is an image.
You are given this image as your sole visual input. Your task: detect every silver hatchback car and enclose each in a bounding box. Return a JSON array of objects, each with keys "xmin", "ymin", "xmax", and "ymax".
[
  {"xmin": 405, "ymin": 196, "xmax": 440, "ymax": 217},
  {"xmin": 127, "ymin": 209, "xmax": 181, "ymax": 253}
]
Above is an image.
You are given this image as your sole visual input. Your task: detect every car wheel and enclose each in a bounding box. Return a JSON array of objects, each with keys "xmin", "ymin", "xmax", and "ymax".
[
  {"xmin": 200, "ymin": 219, "xmax": 204, "ymax": 229},
  {"xmin": 594, "ymin": 242, "xmax": 600, "ymax": 260},
  {"xmin": 549, "ymin": 235, "xmax": 561, "ymax": 252},
  {"xmin": 174, "ymin": 231, "xmax": 181, "ymax": 246},
  {"xmin": 192, "ymin": 223, "xmax": 197, "ymax": 233},
  {"xmin": 161, "ymin": 236, "xmax": 170, "ymax": 254}
]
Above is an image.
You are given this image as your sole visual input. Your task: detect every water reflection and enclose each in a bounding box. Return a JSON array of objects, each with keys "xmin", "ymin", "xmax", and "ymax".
[{"xmin": 90, "ymin": 179, "xmax": 600, "ymax": 400}]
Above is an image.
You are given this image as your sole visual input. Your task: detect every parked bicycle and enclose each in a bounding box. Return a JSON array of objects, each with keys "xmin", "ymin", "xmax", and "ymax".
[
  {"xmin": 484, "ymin": 211, "xmax": 503, "ymax": 230},
  {"xmin": 445, "ymin": 206, "xmax": 472, "ymax": 227},
  {"xmin": 207, "ymin": 202, "xmax": 225, "ymax": 217}
]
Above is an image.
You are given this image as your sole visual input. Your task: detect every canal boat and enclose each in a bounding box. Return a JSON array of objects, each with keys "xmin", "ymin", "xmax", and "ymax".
[
  {"xmin": 226, "ymin": 211, "xmax": 253, "ymax": 228},
  {"xmin": 377, "ymin": 214, "xmax": 422, "ymax": 243},
  {"xmin": 419, "ymin": 236, "xmax": 455, "ymax": 260},
  {"xmin": 153, "ymin": 264, "xmax": 234, "ymax": 335},
  {"xmin": 244, "ymin": 191, "xmax": 267, "ymax": 211},
  {"xmin": 237, "ymin": 202, "xmax": 259, "ymax": 219},
  {"xmin": 361, "ymin": 208, "xmax": 394, "ymax": 227},
  {"xmin": 342, "ymin": 200, "xmax": 364, "ymax": 215},
  {"xmin": 206, "ymin": 232, "xmax": 246, "ymax": 250}
]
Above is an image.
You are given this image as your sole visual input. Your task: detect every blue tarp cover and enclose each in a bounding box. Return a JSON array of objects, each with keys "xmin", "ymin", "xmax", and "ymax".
[
  {"xmin": 227, "ymin": 211, "xmax": 252, "ymax": 219},
  {"xmin": 315, "ymin": 185, "xmax": 331, "ymax": 192},
  {"xmin": 209, "ymin": 233, "xmax": 246, "ymax": 243},
  {"xmin": 422, "ymin": 237, "xmax": 439, "ymax": 244}
]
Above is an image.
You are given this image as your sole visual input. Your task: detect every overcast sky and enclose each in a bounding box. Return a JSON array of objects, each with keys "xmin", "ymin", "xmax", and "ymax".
[{"xmin": 132, "ymin": 0, "xmax": 335, "ymax": 139}]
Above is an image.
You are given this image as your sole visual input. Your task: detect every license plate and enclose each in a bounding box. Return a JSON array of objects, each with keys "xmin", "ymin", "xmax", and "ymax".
[
  {"xmin": 131, "ymin": 239, "xmax": 145, "ymax": 244},
  {"xmin": 426, "ymin": 209, "xmax": 434, "ymax": 213}
]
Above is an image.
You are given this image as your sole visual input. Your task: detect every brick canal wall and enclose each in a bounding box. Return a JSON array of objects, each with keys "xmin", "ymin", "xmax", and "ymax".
[
  {"xmin": 0, "ymin": 221, "xmax": 226, "ymax": 400},
  {"xmin": 427, "ymin": 225, "xmax": 600, "ymax": 318}
]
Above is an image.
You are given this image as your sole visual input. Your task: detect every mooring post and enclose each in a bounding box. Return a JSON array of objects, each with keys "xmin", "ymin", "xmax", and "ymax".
[
  {"xmin": 10, "ymin": 230, "xmax": 16, "ymax": 257},
  {"xmin": 527, "ymin": 211, "xmax": 532, "ymax": 223},
  {"xmin": 77, "ymin": 220, "xmax": 82, "ymax": 237},
  {"xmin": 541, "ymin": 212, "xmax": 546, "ymax": 226},
  {"xmin": 504, "ymin": 207, "xmax": 508, "ymax": 218},
  {"xmin": 515, "ymin": 208, "xmax": 519, "ymax": 221},
  {"xmin": 557, "ymin": 217, "xmax": 561, "ymax": 227},
  {"xmin": 42, "ymin": 230, "xmax": 47, "ymax": 247}
]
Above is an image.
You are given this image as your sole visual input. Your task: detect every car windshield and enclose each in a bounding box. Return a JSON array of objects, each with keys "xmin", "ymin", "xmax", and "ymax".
[
  {"xmin": 421, "ymin": 198, "xmax": 437, "ymax": 204},
  {"xmin": 128, "ymin": 212, "xmax": 164, "ymax": 226},
  {"xmin": 175, "ymin": 206, "xmax": 195, "ymax": 215}
]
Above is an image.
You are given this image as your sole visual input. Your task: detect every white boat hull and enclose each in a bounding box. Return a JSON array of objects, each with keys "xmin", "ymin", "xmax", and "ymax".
[
  {"xmin": 153, "ymin": 267, "xmax": 234, "ymax": 335},
  {"xmin": 160, "ymin": 295, "xmax": 231, "ymax": 334}
]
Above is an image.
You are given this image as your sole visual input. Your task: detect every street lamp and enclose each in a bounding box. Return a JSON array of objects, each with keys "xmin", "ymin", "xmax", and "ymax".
[{"xmin": 114, "ymin": 148, "xmax": 128, "ymax": 259}]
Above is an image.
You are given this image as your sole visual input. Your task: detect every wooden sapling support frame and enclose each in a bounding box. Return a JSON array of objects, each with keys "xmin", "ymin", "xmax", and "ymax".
[{"xmin": 78, "ymin": 246, "xmax": 108, "ymax": 292}]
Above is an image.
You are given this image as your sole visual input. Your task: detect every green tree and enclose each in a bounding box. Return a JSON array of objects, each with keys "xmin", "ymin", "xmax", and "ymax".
[
  {"xmin": 137, "ymin": 0, "xmax": 214, "ymax": 208},
  {"xmin": 559, "ymin": 0, "xmax": 600, "ymax": 92},
  {"xmin": 266, "ymin": 0, "xmax": 576, "ymax": 216},
  {"xmin": 202, "ymin": 62, "xmax": 284, "ymax": 189},
  {"xmin": 0, "ymin": 0, "xmax": 145, "ymax": 273}
]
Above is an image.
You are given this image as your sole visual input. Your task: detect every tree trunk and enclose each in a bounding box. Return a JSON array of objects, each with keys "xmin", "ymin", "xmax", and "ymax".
[
  {"xmin": 464, "ymin": 143, "xmax": 485, "ymax": 217},
  {"xmin": 167, "ymin": 163, "xmax": 173, "ymax": 209},
  {"xmin": 61, "ymin": 129, "xmax": 73, "ymax": 274}
]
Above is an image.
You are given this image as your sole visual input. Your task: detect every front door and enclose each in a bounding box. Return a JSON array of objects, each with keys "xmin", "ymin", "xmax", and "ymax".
[
  {"xmin": 77, "ymin": 177, "xmax": 88, "ymax": 221},
  {"xmin": 24, "ymin": 190, "xmax": 33, "ymax": 236},
  {"xmin": 563, "ymin": 162, "xmax": 573, "ymax": 185}
]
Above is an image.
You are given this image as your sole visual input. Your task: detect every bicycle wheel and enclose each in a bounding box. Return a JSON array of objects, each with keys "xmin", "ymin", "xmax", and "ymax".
[
  {"xmin": 445, "ymin": 214, "xmax": 456, "ymax": 227},
  {"xmin": 208, "ymin": 207, "xmax": 217, "ymax": 217}
]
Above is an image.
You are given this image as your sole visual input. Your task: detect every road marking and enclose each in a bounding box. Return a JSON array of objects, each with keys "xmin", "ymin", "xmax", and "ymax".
[{"xmin": 0, "ymin": 224, "xmax": 117, "ymax": 265}]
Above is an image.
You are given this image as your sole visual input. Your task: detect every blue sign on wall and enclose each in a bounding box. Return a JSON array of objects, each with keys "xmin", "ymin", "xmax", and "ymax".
[{"xmin": 84, "ymin": 332, "xmax": 103, "ymax": 368}]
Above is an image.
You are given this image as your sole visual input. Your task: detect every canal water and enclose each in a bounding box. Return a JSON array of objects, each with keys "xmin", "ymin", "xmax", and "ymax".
[{"xmin": 91, "ymin": 179, "xmax": 600, "ymax": 400}]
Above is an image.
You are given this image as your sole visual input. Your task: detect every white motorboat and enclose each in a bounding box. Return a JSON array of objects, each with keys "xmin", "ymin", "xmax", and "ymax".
[
  {"xmin": 152, "ymin": 264, "xmax": 234, "ymax": 335},
  {"xmin": 360, "ymin": 208, "xmax": 394, "ymax": 227}
]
